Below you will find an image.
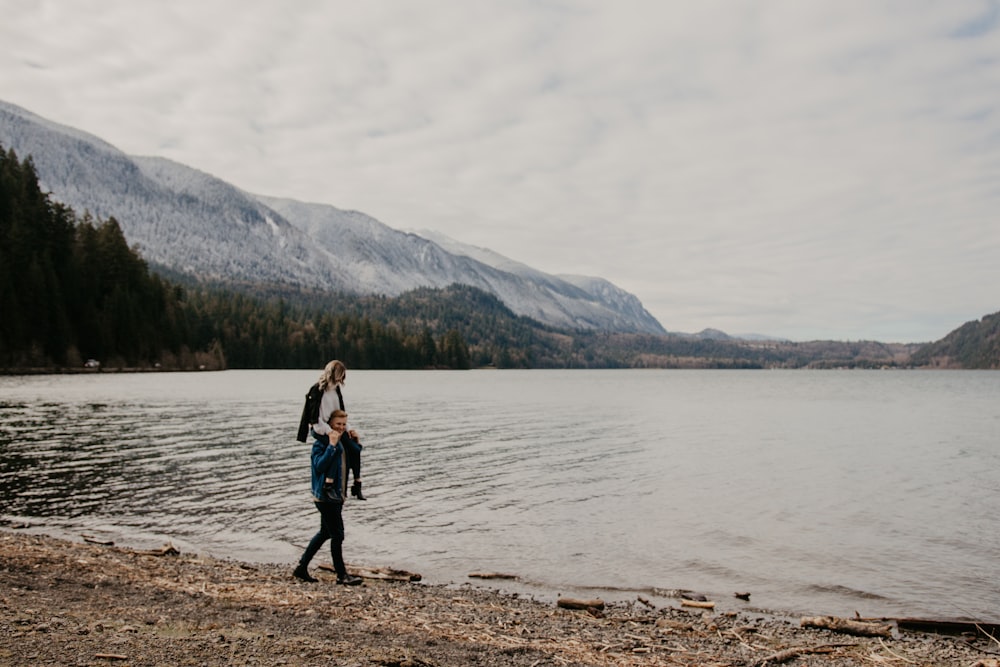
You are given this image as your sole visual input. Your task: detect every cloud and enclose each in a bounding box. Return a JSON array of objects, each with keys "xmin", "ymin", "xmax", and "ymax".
[{"xmin": 2, "ymin": 0, "xmax": 999, "ymax": 341}]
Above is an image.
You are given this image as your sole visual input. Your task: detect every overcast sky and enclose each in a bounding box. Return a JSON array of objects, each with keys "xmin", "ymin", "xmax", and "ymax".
[{"xmin": 3, "ymin": 1, "xmax": 999, "ymax": 342}]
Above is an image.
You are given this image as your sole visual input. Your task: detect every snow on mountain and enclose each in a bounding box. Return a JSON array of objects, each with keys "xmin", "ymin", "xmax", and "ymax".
[
  {"xmin": 0, "ymin": 100, "xmax": 343, "ymax": 290},
  {"xmin": 0, "ymin": 99, "xmax": 666, "ymax": 334},
  {"xmin": 412, "ymin": 229, "xmax": 666, "ymax": 334}
]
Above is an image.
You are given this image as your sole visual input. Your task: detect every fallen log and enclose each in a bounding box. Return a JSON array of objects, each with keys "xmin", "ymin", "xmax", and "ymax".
[
  {"xmin": 885, "ymin": 617, "xmax": 1000, "ymax": 638},
  {"xmin": 636, "ymin": 595, "xmax": 656, "ymax": 609},
  {"xmin": 318, "ymin": 563, "xmax": 422, "ymax": 582},
  {"xmin": 751, "ymin": 643, "xmax": 849, "ymax": 666},
  {"xmin": 352, "ymin": 565, "xmax": 422, "ymax": 582},
  {"xmin": 467, "ymin": 572, "xmax": 518, "ymax": 580},
  {"xmin": 557, "ymin": 597, "xmax": 605, "ymax": 611},
  {"xmin": 800, "ymin": 615, "xmax": 892, "ymax": 637},
  {"xmin": 680, "ymin": 599, "xmax": 715, "ymax": 610},
  {"xmin": 137, "ymin": 543, "xmax": 179, "ymax": 557},
  {"xmin": 81, "ymin": 534, "xmax": 114, "ymax": 546},
  {"xmin": 655, "ymin": 618, "xmax": 695, "ymax": 632}
]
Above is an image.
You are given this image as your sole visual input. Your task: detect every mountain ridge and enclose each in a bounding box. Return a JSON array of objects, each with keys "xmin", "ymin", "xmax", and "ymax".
[
  {"xmin": 908, "ymin": 310, "xmax": 1000, "ymax": 369},
  {"xmin": 0, "ymin": 99, "xmax": 665, "ymax": 335},
  {"xmin": 411, "ymin": 228, "xmax": 671, "ymax": 333}
]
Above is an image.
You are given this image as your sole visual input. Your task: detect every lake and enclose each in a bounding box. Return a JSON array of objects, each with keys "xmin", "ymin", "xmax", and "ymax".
[{"xmin": 0, "ymin": 369, "xmax": 997, "ymax": 621}]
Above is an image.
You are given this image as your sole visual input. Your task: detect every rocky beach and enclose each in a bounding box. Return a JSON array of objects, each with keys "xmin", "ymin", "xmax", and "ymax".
[{"xmin": 1, "ymin": 530, "xmax": 997, "ymax": 666}]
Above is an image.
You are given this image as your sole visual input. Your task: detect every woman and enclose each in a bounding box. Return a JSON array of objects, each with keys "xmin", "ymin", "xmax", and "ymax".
[
  {"xmin": 293, "ymin": 409, "xmax": 364, "ymax": 585},
  {"xmin": 307, "ymin": 360, "xmax": 365, "ymax": 500}
]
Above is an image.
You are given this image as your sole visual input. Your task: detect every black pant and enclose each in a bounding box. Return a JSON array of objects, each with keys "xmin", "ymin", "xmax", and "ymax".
[
  {"xmin": 345, "ymin": 435, "xmax": 362, "ymax": 483},
  {"xmin": 299, "ymin": 500, "xmax": 346, "ymax": 579}
]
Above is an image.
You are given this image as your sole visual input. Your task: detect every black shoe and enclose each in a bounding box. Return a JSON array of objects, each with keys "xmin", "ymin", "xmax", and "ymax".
[
  {"xmin": 293, "ymin": 566, "xmax": 318, "ymax": 583},
  {"xmin": 351, "ymin": 481, "xmax": 367, "ymax": 500},
  {"xmin": 337, "ymin": 574, "xmax": 363, "ymax": 586}
]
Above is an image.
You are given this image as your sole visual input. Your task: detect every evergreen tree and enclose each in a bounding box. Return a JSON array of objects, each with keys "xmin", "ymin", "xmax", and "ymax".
[{"xmin": 0, "ymin": 144, "xmax": 213, "ymax": 369}]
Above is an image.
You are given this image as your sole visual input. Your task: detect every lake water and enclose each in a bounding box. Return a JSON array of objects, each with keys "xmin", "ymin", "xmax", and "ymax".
[{"xmin": 0, "ymin": 369, "xmax": 997, "ymax": 621}]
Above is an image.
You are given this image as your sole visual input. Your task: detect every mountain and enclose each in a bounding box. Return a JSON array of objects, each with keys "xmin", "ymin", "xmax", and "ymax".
[
  {"xmin": 406, "ymin": 229, "xmax": 665, "ymax": 334},
  {"xmin": 909, "ymin": 310, "xmax": 1000, "ymax": 369},
  {"xmin": 0, "ymin": 101, "xmax": 335, "ymax": 289},
  {"xmin": 0, "ymin": 99, "xmax": 665, "ymax": 335}
]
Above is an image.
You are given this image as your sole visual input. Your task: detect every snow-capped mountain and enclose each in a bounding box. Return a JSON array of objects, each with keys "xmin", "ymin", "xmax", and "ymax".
[
  {"xmin": 0, "ymin": 99, "xmax": 666, "ymax": 334},
  {"xmin": 412, "ymin": 229, "xmax": 665, "ymax": 333}
]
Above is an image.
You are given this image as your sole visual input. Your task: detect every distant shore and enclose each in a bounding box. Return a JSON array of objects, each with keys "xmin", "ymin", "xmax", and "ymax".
[
  {"xmin": 0, "ymin": 366, "xmax": 217, "ymax": 375},
  {"xmin": 1, "ymin": 530, "xmax": 996, "ymax": 666}
]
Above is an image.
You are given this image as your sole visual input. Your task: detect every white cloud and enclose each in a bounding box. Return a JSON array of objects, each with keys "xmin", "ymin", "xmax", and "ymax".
[{"xmin": 2, "ymin": 0, "xmax": 999, "ymax": 341}]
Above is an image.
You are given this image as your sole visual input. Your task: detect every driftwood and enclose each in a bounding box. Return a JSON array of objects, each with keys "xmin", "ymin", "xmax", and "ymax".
[
  {"xmin": 137, "ymin": 543, "xmax": 180, "ymax": 557},
  {"xmin": 467, "ymin": 572, "xmax": 518, "ymax": 580},
  {"xmin": 557, "ymin": 597, "xmax": 605, "ymax": 611},
  {"xmin": 353, "ymin": 565, "xmax": 422, "ymax": 582},
  {"xmin": 680, "ymin": 599, "xmax": 715, "ymax": 609},
  {"xmin": 655, "ymin": 618, "xmax": 695, "ymax": 632},
  {"xmin": 887, "ymin": 617, "xmax": 1000, "ymax": 637},
  {"xmin": 93, "ymin": 654, "xmax": 129, "ymax": 661},
  {"xmin": 318, "ymin": 563, "xmax": 422, "ymax": 582},
  {"xmin": 81, "ymin": 534, "xmax": 114, "ymax": 546},
  {"xmin": 751, "ymin": 643, "xmax": 850, "ymax": 666},
  {"xmin": 800, "ymin": 615, "xmax": 892, "ymax": 637}
]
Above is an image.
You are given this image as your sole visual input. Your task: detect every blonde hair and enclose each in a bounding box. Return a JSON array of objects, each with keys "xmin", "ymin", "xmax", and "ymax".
[
  {"xmin": 318, "ymin": 360, "xmax": 346, "ymax": 391},
  {"xmin": 331, "ymin": 409, "xmax": 348, "ymax": 421}
]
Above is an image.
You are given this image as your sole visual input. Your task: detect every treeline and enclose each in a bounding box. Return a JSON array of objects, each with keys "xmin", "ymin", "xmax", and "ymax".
[
  {"xmin": 164, "ymin": 281, "xmax": 546, "ymax": 369},
  {"xmin": 0, "ymin": 145, "xmax": 470, "ymax": 371},
  {"xmin": 178, "ymin": 288, "xmax": 470, "ymax": 370}
]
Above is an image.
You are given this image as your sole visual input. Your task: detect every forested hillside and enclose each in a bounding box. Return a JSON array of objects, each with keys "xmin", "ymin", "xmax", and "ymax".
[
  {"xmin": 909, "ymin": 311, "xmax": 1000, "ymax": 369},
  {"xmin": 0, "ymin": 145, "xmax": 470, "ymax": 371},
  {"xmin": 0, "ymin": 147, "xmax": 214, "ymax": 370}
]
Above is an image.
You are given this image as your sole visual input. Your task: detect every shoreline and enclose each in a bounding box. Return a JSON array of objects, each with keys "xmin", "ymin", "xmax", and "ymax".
[
  {"xmin": 2, "ymin": 530, "xmax": 997, "ymax": 666},
  {"xmin": 21, "ymin": 522, "xmax": 978, "ymax": 626}
]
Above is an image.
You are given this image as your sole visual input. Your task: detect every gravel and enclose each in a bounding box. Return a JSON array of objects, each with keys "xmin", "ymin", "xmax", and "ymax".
[{"xmin": 1, "ymin": 531, "xmax": 996, "ymax": 667}]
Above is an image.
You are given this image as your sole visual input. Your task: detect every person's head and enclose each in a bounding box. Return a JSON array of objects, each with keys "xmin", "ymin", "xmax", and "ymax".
[
  {"xmin": 318, "ymin": 360, "xmax": 347, "ymax": 390},
  {"xmin": 329, "ymin": 409, "xmax": 348, "ymax": 434}
]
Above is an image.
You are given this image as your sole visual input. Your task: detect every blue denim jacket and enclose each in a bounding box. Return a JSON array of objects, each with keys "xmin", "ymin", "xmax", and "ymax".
[{"xmin": 309, "ymin": 430, "xmax": 361, "ymax": 502}]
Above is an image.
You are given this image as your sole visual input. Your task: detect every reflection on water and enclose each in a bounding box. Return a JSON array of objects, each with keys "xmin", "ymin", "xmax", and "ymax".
[{"xmin": 1, "ymin": 369, "xmax": 998, "ymax": 621}]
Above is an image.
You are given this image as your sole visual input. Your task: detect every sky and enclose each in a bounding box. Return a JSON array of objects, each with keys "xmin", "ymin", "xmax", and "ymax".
[{"xmin": 2, "ymin": 1, "xmax": 999, "ymax": 342}]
